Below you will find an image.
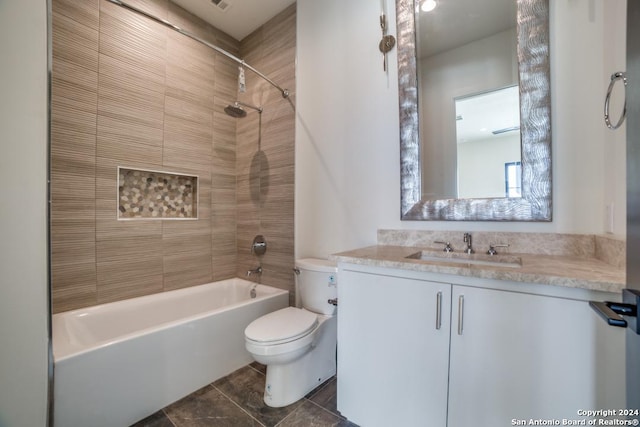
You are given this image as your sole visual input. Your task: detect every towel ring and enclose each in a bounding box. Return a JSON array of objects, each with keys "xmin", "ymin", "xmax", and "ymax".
[{"xmin": 604, "ymin": 71, "xmax": 627, "ymax": 130}]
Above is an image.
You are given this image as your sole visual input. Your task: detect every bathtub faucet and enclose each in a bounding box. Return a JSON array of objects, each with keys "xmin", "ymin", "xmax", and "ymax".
[
  {"xmin": 246, "ymin": 266, "xmax": 262, "ymax": 277},
  {"xmin": 247, "ymin": 266, "xmax": 262, "ymax": 298}
]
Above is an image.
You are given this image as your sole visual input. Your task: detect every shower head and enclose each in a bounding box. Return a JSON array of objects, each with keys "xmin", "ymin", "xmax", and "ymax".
[
  {"xmin": 224, "ymin": 101, "xmax": 263, "ymax": 118},
  {"xmin": 224, "ymin": 103, "xmax": 247, "ymax": 118}
]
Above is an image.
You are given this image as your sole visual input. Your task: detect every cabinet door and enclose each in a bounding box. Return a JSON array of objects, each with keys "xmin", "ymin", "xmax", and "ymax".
[
  {"xmin": 448, "ymin": 285, "xmax": 625, "ymax": 427},
  {"xmin": 337, "ymin": 269, "xmax": 451, "ymax": 427}
]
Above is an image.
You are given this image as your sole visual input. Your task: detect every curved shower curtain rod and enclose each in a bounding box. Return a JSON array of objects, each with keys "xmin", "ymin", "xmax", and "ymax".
[{"xmin": 107, "ymin": 0, "xmax": 290, "ymax": 99}]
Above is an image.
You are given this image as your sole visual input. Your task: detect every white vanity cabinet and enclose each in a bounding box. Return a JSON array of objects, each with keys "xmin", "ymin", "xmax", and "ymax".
[
  {"xmin": 447, "ymin": 285, "xmax": 624, "ymax": 426},
  {"xmin": 337, "ymin": 264, "xmax": 625, "ymax": 427},
  {"xmin": 337, "ymin": 268, "xmax": 452, "ymax": 426}
]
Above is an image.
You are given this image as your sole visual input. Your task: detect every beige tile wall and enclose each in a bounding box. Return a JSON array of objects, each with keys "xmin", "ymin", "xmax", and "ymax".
[
  {"xmin": 51, "ymin": 0, "xmax": 296, "ymax": 312},
  {"xmin": 236, "ymin": 4, "xmax": 297, "ymax": 306}
]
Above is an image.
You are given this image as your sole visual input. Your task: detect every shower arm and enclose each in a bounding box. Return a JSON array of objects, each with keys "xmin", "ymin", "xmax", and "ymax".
[
  {"xmin": 107, "ymin": 0, "xmax": 290, "ymax": 99},
  {"xmin": 235, "ymin": 101, "xmax": 263, "ymax": 113}
]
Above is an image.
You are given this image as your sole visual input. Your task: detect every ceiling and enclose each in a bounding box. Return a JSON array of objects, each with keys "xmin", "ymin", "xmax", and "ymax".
[
  {"xmin": 171, "ymin": 0, "xmax": 513, "ymax": 53},
  {"xmin": 455, "ymin": 85, "xmax": 520, "ymax": 144},
  {"xmin": 417, "ymin": 0, "xmax": 516, "ymax": 58},
  {"xmin": 171, "ymin": 0, "xmax": 296, "ymax": 41},
  {"xmin": 416, "ymin": 0, "xmax": 519, "ymax": 145}
]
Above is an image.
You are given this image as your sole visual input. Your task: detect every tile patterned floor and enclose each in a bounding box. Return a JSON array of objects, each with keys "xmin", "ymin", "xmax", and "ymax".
[{"xmin": 131, "ymin": 363, "xmax": 358, "ymax": 427}]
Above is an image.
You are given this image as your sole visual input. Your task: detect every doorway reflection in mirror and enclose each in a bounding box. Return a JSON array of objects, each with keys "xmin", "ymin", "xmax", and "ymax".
[{"xmin": 454, "ymin": 85, "xmax": 521, "ymax": 199}]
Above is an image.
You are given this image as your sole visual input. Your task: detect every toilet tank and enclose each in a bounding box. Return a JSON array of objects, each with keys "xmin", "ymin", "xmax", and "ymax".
[{"xmin": 295, "ymin": 258, "xmax": 338, "ymax": 315}]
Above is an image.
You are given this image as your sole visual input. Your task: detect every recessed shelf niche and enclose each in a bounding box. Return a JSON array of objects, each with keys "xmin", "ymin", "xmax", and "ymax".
[{"xmin": 117, "ymin": 167, "xmax": 198, "ymax": 220}]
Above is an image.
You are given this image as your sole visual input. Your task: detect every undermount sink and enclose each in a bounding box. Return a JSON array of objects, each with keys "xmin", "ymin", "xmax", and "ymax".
[{"xmin": 405, "ymin": 250, "xmax": 522, "ymax": 268}]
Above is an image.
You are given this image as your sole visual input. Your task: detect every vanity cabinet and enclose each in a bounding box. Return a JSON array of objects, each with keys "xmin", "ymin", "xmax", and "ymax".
[
  {"xmin": 337, "ymin": 269, "xmax": 451, "ymax": 426},
  {"xmin": 447, "ymin": 285, "xmax": 624, "ymax": 426},
  {"xmin": 337, "ymin": 265, "xmax": 625, "ymax": 427}
]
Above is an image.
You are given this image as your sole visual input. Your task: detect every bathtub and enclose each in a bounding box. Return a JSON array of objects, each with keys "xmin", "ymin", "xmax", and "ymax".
[{"xmin": 52, "ymin": 278, "xmax": 288, "ymax": 427}]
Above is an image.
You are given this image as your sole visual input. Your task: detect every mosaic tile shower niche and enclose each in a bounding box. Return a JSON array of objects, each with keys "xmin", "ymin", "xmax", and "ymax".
[{"xmin": 118, "ymin": 167, "xmax": 198, "ymax": 220}]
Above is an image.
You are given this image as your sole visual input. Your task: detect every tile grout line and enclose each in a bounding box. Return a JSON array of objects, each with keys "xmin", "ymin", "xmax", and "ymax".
[
  {"xmin": 304, "ymin": 377, "xmax": 352, "ymax": 423},
  {"xmin": 273, "ymin": 400, "xmax": 305, "ymax": 427},
  {"xmin": 246, "ymin": 363, "xmax": 267, "ymax": 376},
  {"xmin": 156, "ymin": 383, "xmax": 216, "ymax": 427},
  {"xmin": 273, "ymin": 397, "xmax": 346, "ymax": 427},
  {"xmin": 160, "ymin": 407, "xmax": 179, "ymax": 427},
  {"xmin": 305, "ymin": 376, "xmax": 334, "ymax": 401},
  {"xmin": 211, "ymin": 383, "xmax": 268, "ymax": 427},
  {"xmin": 305, "ymin": 398, "xmax": 349, "ymax": 422}
]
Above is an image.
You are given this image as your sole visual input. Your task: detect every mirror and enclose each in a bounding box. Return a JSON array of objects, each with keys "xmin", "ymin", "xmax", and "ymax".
[
  {"xmin": 455, "ymin": 85, "xmax": 521, "ymax": 199},
  {"xmin": 397, "ymin": 0, "xmax": 552, "ymax": 221}
]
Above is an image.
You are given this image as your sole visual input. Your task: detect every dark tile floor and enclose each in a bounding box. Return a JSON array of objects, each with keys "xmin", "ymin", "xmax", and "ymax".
[{"xmin": 131, "ymin": 363, "xmax": 358, "ymax": 427}]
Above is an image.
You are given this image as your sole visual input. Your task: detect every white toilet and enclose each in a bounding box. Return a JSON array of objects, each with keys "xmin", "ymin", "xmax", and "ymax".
[{"xmin": 244, "ymin": 258, "xmax": 338, "ymax": 407}]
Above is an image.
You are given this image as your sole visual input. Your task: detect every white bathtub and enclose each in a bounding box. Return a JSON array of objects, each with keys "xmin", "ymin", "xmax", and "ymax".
[{"xmin": 52, "ymin": 278, "xmax": 288, "ymax": 427}]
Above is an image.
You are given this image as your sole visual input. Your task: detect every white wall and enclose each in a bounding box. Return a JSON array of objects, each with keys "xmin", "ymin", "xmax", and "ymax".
[
  {"xmin": 296, "ymin": 0, "xmax": 628, "ymax": 259},
  {"xmin": 551, "ymin": 0, "xmax": 626, "ymax": 236},
  {"xmin": 0, "ymin": 1, "xmax": 50, "ymax": 426},
  {"xmin": 421, "ymin": 29, "xmax": 518, "ymax": 199},
  {"xmin": 602, "ymin": 0, "xmax": 627, "ymax": 236},
  {"xmin": 295, "ymin": 0, "xmax": 400, "ymax": 258},
  {"xmin": 457, "ymin": 135, "xmax": 521, "ymax": 199}
]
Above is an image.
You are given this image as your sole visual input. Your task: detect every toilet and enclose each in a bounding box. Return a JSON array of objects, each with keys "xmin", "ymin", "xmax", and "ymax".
[{"xmin": 244, "ymin": 258, "xmax": 338, "ymax": 407}]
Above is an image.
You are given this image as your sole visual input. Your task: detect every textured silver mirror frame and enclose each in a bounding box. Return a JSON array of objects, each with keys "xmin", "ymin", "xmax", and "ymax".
[{"xmin": 397, "ymin": 0, "xmax": 552, "ymax": 221}]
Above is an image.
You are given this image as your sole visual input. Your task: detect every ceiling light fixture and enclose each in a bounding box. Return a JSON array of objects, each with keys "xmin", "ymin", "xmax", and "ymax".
[{"xmin": 421, "ymin": 0, "xmax": 437, "ymax": 12}]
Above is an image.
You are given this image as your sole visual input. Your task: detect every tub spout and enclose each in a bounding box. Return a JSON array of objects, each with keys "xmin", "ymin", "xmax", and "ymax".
[
  {"xmin": 247, "ymin": 266, "xmax": 261, "ymax": 298},
  {"xmin": 246, "ymin": 266, "xmax": 262, "ymax": 277}
]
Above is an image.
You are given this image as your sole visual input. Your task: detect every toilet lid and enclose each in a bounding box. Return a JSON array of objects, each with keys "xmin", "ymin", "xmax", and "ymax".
[{"xmin": 245, "ymin": 307, "xmax": 318, "ymax": 344}]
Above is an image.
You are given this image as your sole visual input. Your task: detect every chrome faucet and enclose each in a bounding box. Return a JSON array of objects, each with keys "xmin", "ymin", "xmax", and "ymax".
[
  {"xmin": 246, "ymin": 266, "xmax": 262, "ymax": 277},
  {"xmin": 247, "ymin": 266, "xmax": 262, "ymax": 298},
  {"xmin": 434, "ymin": 241, "xmax": 454, "ymax": 252},
  {"xmin": 487, "ymin": 243, "xmax": 509, "ymax": 256},
  {"xmin": 463, "ymin": 233, "xmax": 474, "ymax": 254}
]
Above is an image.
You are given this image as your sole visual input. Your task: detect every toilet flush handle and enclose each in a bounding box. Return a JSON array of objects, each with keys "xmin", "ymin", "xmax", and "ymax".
[{"xmin": 328, "ymin": 298, "xmax": 338, "ymax": 306}]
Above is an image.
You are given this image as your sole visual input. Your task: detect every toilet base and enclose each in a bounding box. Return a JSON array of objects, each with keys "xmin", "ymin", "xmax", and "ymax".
[{"xmin": 263, "ymin": 316, "xmax": 337, "ymax": 407}]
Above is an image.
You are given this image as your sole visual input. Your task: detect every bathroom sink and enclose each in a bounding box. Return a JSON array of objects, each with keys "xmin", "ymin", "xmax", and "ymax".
[{"xmin": 405, "ymin": 250, "xmax": 522, "ymax": 268}]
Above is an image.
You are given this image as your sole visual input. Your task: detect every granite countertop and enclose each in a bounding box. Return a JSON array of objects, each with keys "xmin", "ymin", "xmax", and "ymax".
[{"xmin": 331, "ymin": 245, "xmax": 626, "ymax": 293}]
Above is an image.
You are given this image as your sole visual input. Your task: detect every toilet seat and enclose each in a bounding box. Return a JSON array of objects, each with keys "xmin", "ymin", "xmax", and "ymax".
[{"xmin": 245, "ymin": 307, "xmax": 318, "ymax": 345}]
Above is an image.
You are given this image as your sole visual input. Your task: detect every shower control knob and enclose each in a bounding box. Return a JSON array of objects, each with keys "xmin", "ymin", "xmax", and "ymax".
[{"xmin": 251, "ymin": 235, "xmax": 267, "ymax": 256}]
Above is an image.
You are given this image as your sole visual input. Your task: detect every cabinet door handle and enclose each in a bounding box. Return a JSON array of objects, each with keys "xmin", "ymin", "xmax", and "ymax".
[
  {"xmin": 436, "ymin": 291, "xmax": 442, "ymax": 330},
  {"xmin": 457, "ymin": 295, "xmax": 464, "ymax": 335}
]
